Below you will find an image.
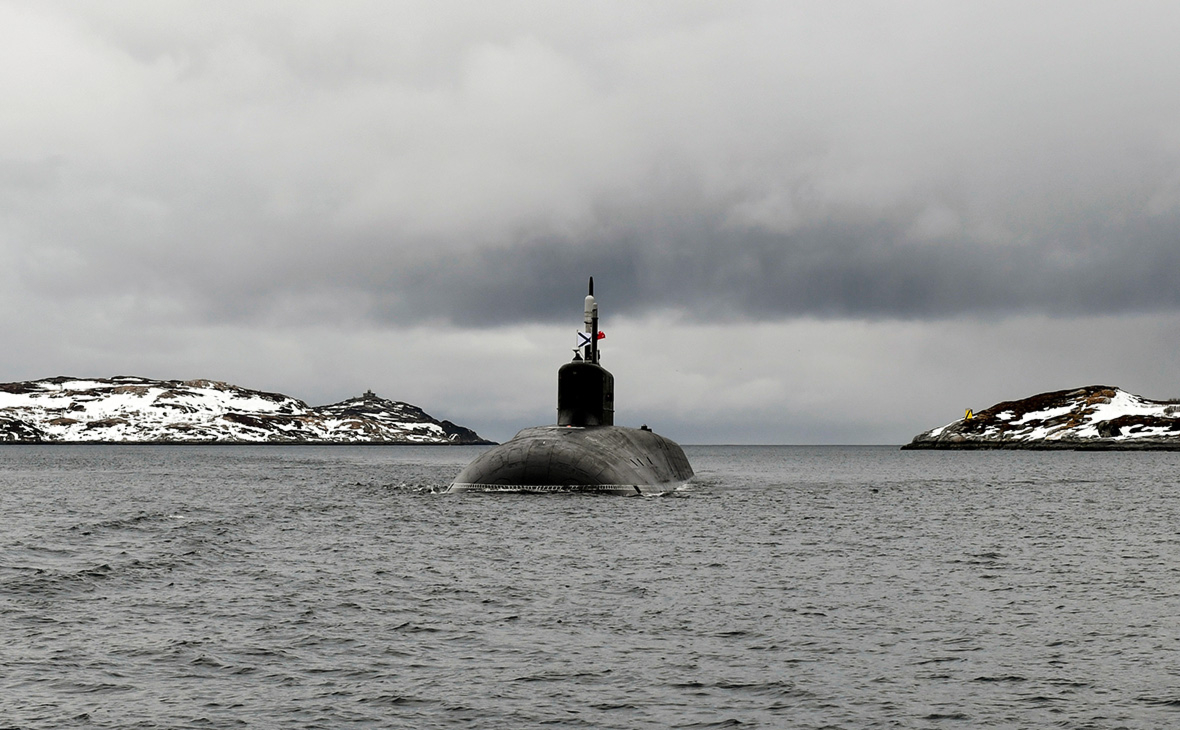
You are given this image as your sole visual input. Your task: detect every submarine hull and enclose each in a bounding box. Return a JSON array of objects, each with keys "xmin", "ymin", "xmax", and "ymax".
[{"xmin": 447, "ymin": 425, "xmax": 693, "ymax": 495}]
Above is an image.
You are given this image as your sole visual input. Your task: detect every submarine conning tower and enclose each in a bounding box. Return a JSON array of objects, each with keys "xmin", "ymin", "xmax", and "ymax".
[
  {"xmin": 557, "ymin": 277, "xmax": 614, "ymax": 427},
  {"xmin": 446, "ymin": 275, "xmax": 694, "ymax": 494}
]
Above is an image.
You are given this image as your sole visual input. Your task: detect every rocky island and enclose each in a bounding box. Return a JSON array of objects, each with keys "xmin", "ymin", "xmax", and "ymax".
[
  {"xmin": 0, "ymin": 376, "xmax": 493, "ymax": 444},
  {"xmin": 903, "ymin": 385, "xmax": 1180, "ymax": 450}
]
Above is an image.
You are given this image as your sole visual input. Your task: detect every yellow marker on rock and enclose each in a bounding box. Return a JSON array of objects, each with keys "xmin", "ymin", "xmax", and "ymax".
[{"xmin": 965, "ymin": 408, "xmax": 974, "ymax": 420}]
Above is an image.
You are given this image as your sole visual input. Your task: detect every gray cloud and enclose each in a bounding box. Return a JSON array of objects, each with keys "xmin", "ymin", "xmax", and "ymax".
[
  {"xmin": 364, "ymin": 203, "xmax": 1180, "ymax": 326},
  {"xmin": 4, "ymin": 1, "xmax": 1180, "ymax": 331}
]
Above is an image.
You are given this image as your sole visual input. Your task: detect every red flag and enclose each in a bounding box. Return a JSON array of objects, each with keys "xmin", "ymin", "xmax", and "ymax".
[{"xmin": 596, "ymin": 331, "xmax": 606, "ymax": 340}]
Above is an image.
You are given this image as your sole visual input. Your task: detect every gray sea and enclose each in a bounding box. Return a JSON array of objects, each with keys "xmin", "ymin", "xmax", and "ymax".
[{"xmin": 3, "ymin": 444, "xmax": 1180, "ymax": 729}]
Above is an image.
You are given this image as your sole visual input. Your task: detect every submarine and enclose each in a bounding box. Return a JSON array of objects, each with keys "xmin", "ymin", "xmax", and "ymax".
[{"xmin": 447, "ymin": 278, "xmax": 693, "ymax": 495}]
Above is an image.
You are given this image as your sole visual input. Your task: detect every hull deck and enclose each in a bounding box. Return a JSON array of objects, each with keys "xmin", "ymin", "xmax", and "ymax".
[
  {"xmin": 445, "ymin": 482, "xmax": 683, "ymax": 496},
  {"xmin": 446, "ymin": 425, "xmax": 693, "ymax": 496}
]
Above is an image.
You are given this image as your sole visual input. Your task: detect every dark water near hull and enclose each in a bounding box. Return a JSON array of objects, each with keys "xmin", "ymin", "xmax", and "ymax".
[{"xmin": 3, "ymin": 445, "xmax": 1180, "ymax": 728}]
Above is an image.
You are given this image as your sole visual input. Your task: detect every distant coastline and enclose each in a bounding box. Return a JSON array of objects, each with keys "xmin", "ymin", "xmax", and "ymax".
[
  {"xmin": 0, "ymin": 376, "xmax": 494, "ymax": 445},
  {"xmin": 0, "ymin": 441, "xmax": 490, "ymax": 446},
  {"xmin": 903, "ymin": 385, "xmax": 1180, "ymax": 450}
]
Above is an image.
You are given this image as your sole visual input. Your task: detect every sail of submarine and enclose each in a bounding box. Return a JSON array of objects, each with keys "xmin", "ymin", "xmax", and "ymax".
[{"xmin": 447, "ymin": 278, "xmax": 694, "ymax": 495}]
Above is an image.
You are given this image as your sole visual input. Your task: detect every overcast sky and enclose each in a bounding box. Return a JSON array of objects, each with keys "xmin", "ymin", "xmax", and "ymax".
[{"xmin": 3, "ymin": 1, "xmax": 1180, "ymax": 443}]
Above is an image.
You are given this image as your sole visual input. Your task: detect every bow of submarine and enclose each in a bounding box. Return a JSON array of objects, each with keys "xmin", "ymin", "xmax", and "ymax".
[{"xmin": 448, "ymin": 425, "xmax": 693, "ymax": 495}]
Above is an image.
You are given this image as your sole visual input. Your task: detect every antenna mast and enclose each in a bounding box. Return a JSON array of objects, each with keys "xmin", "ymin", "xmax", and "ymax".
[{"xmin": 584, "ymin": 277, "xmax": 599, "ymax": 364}]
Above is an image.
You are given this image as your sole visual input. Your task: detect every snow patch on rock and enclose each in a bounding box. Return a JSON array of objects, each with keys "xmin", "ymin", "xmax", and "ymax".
[
  {"xmin": 0, "ymin": 376, "xmax": 492, "ymax": 444},
  {"xmin": 904, "ymin": 385, "xmax": 1180, "ymax": 449}
]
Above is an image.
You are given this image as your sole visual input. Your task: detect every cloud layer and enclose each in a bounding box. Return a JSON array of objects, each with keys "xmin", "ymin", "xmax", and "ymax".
[{"xmin": 5, "ymin": 1, "xmax": 1180, "ymax": 328}]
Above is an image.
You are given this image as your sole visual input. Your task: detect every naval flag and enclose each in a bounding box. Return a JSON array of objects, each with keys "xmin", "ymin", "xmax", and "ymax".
[{"xmin": 576, "ymin": 331, "xmax": 606, "ymax": 348}]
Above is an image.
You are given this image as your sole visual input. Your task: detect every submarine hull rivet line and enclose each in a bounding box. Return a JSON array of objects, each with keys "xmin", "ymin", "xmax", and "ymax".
[{"xmin": 447, "ymin": 278, "xmax": 693, "ymax": 496}]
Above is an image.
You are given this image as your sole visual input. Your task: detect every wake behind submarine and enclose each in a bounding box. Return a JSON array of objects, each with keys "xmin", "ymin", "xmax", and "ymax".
[{"xmin": 447, "ymin": 278, "xmax": 693, "ymax": 495}]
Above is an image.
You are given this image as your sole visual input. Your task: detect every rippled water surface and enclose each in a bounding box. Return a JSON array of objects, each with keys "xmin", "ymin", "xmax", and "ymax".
[{"xmin": 4, "ymin": 445, "xmax": 1180, "ymax": 728}]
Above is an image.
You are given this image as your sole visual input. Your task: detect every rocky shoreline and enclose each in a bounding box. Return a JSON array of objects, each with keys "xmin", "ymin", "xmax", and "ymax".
[
  {"xmin": 903, "ymin": 438, "xmax": 1180, "ymax": 451},
  {"xmin": 903, "ymin": 385, "xmax": 1180, "ymax": 450},
  {"xmin": 0, "ymin": 376, "xmax": 494, "ymax": 445}
]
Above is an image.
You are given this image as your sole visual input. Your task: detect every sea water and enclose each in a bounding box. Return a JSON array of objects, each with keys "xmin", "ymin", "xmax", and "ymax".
[{"xmin": 2, "ymin": 445, "xmax": 1180, "ymax": 728}]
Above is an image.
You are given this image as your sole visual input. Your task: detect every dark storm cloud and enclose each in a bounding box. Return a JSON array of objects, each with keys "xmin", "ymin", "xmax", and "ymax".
[
  {"xmin": 362, "ymin": 205, "xmax": 1180, "ymax": 327},
  {"xmin": 16, "ymin": 177, "xmax": 1180, "ymax": 329}
]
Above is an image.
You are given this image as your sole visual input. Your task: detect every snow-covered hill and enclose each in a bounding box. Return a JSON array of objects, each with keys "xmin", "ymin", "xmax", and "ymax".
[
  {"xmin": 0, "ymin": 376, "xmax": 492, "ymax": 444},
  {"xmin": 903, "ymin": 385, "xmax": 1180, "ymax": 449}
]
